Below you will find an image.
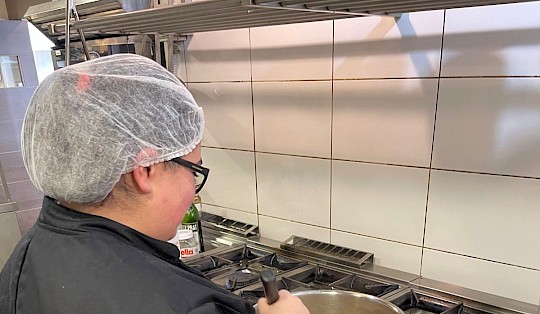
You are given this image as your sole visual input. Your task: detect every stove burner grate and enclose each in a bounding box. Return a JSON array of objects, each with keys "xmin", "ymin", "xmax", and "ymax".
[
  {"xmin": 289, "ymin": 265, "xmax": 349, "ymax": 287},
  {"xmin": 225, "ymin": 269, "xmax": 259, "ymax": 291},
  {"xmin": 188, "ymin": 256, "xmax": 228, "ymax": 273},
  {"xmin": 332, "ymin": 274, "xmax": 400, "ymax": 297},
  {"xmin": 258, "ymin": 253, "xmax": 308, "ymax": 271},
  {"xmin": 387, "ymin": 290, "xmax": 491, "ymax": 314}
]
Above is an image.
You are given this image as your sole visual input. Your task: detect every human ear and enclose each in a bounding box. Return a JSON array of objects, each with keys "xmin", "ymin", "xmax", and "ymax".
[
  {"xmin": 132, "ymin": 166, "xmax": 152, "ymax": 193},
  {"xmin": 131, "ymin": 148, "xmax": 159, "ymax": 193}
]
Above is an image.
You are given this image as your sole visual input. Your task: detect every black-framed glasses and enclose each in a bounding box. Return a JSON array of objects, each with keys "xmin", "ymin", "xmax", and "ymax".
[{"xmin": 170, "ymin": 157, "xmax": 210, "ymax": 193}]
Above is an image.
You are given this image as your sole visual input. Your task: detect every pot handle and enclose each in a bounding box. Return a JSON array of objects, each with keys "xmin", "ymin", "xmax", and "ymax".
[{"xmin": 260, "ymin": 269, "xmax": 280, "ymax": 305}]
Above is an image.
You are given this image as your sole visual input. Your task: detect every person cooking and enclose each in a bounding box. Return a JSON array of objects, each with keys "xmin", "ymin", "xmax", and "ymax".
[{"xmin": 0, "ymin": 54, "xmax": 309, "ymax": 314}]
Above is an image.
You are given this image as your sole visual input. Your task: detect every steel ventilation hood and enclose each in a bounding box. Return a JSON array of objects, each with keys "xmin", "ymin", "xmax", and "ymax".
[{"xmin": 25, "ymin": 0, "xmax": 538, "ymax": 47}]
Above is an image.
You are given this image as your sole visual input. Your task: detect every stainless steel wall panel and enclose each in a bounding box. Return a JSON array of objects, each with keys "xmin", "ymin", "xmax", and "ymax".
[{"xmin": 0, "ymin": 88, "xmax": 35, "ymax": 122}]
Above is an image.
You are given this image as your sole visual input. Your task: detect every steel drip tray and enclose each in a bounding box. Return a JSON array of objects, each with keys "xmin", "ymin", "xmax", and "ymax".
[{"xmin": 281, "ymin": 235, "xmax": 373, "ymax": 268}]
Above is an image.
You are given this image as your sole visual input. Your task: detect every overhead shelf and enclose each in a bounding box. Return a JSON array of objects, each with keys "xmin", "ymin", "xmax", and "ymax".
[{"xmin": 72, "ymin": 0, "xmax": 537, "ymax": 36}]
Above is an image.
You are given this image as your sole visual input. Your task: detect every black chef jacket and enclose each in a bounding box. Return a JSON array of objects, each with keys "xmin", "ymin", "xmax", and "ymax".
[{"xmin": 0, "ymin": 197, "xmax": 256, "ymax": 314}]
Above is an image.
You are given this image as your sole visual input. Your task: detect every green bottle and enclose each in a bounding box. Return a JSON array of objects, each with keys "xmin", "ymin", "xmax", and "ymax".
[{"xmin": 181, "ymin": 195, "xmax": 204, "ymax": 252}]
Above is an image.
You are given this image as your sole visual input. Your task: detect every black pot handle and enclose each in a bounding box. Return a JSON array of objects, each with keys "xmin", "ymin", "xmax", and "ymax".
[{"xmin": 260, "ymin": 269, "xmax": 280, "ymax": 305}]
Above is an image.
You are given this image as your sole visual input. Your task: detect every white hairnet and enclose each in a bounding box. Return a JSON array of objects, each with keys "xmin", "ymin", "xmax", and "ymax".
[{"xmin": 22, "ymin": 54, "xmax": 204, "ymax": 204}]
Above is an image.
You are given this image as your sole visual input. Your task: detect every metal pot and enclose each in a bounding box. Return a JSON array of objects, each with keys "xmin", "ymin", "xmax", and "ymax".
[
  {"xmin": 294, "ymin": 290, "xmax": 404, "ymax": 314},
  {"xmin": 254, "ymin": 290, "xmax": 404, "ymax": 314}
]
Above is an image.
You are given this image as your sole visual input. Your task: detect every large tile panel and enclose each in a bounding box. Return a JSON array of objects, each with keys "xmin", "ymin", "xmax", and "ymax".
[
  {"xmin": 332, "ymin": 230, "xmax": 422, "ymax": 275},
  {"xmin": 0, "ymin": 212, "xmax": 21, "ymax": 268},
  {"xmin": 332, "ymin": 160, "xmax": 429, "ymax": 246},
  {"xmin": 256, "ymin": 153, "xmax": 330, "ymax": 228},
  {"xmin": 433, "ymin": 78, "xmax": 540, "ymax": 178},
  {"xmin": 333, "ymin": 79, "xmax": 437, "ymax": 167},
  {"xmin": 190, "ymin": 82, "xmax": 254, "ymax": 150},
  {"xmin": 259, "ymin": 215, "xmax": 330, "ymax": 243},
  {"xmin": 442, "ymin": 2, "xmax": 540, "ymax": 77},
  {"xmin": 250, "ymin": 21, "xmax": 333, "ymax": 81},
  {"xmin": 334, "ymin": 11, "xmax": 444, "ymax": 79},
  {"xmin": 199, "ymin": 148, "xmax": 257, "ymax": 213},
  {"xmin": 425, "ymin": 170, "xmax": 540, "ymax": 271},
  {"xmin": 253, "ymin": 81, "xmax": 332, "ymax": 158},
  {"xmin": 422, "ymin": 249, "xmax": 540, "ymax": 305},
  {"xmin": 185, "ymin": 29, "xmax": 251, "ymax": 82}
]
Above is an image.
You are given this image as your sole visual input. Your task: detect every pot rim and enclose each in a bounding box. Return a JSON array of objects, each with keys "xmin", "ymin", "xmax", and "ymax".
[{"xmin": 254, "ymin": 289, "xmax": 405, "ymax": 314}]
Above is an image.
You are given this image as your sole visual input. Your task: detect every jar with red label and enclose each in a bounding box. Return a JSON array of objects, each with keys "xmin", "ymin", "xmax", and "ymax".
[{"xmin": 177, "ymin": 229, "xmax": 199, "ymax": 259}]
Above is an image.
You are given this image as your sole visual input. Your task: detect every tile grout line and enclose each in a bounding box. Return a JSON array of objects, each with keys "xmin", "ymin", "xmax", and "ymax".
[
  {"xmin": 248, "ymin": 27, "xmax": 261, "ymax": 229},
  {"xmin": 201, "ymin": 146, "xmax": 540, "ymax": 181},
  {"xmin": 186, "ymin": 75, "xmax": 540, "ymax": 84},
  {"xmin": 420, "ymin": 9, "xmax": 447, "ymax": 277},
  {"xmin": 329, "ymin": 19, "xmax": 335, "ymax": 244}
]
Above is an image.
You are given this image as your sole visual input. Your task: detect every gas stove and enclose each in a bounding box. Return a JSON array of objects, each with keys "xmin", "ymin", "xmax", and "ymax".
[{"xmin": 184, "ymin": 212, "xmax": 537, "ymax": 314}]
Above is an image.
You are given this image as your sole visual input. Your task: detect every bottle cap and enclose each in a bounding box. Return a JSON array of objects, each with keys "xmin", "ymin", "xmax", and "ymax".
[{"xmin": 177, "ymin": 229, "xmax": 194, "ymax": 240}]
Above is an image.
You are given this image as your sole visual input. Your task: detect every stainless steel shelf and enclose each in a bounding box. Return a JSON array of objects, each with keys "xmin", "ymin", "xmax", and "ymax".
[{"xmin": 73, "ymin": 0, "xmax": 538, "ymax": 36}]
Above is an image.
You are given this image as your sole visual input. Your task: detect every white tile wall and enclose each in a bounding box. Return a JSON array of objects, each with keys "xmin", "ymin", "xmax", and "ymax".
[
  {"xmin": 442, "ymin": 2, "xmax": 540, "ymax": 77},
  {"xmin": 185, "ymin": 28, "xmax": 251, "ymax": 82},
  {"xmin": 433, "ymin": 78, "xmax": 540, "ymax": 178},
  {"xmin": 189, "ymin": 82, "xmax": 254, "ymax": 150},
  {"xmin": 333, "ymin": 79, "xmax": 438, "ymax": 167},
  {"xmin": 334, "ymin": 11, "xmax": 444, "ymax": 79},
  {"xmin": 253, "ymin": 81, "xmax": 332, "ymax": 158},
  {"xmin": 425, "ymin": 170, "xmax": 540, "ymax": 270},
  {"xmin": 199, "ymin": 147, "xmax": 257, "ymax": 213},
  {"xmin": 251, "ymin": 21, "xmax": 333, "ymax": 81},
  {"xmin": 184, "ymin": 1, "xmax": 540, "ymax": 304},
  {"xmin": 259, "ymin": 215, "xmax": 330, "ymax": 243},
  {"xmin": 422, "ymin": 249, "xmax": 540, "ymax": 305},
  {"xmin": 256, "ymin": 153, "xmax": 330, "ymax": 228},
  {"xmin": 332, "ymin": 230, "xmax": 422, "ymax": 275},
  {"xmin": 202, "ymin": 204, "xmax": 258, "ymax": 226},
  {"xmin": 332, "ymin": 160, "xmax": 429, "ymax": 246}
]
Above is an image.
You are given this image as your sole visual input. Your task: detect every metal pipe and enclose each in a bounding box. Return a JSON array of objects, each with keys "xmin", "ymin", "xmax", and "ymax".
[
  {"xmin": 0, "ymin": 160, "xmax": 11, "ymax": 202},
  {"xmin": 72, "ymin": 4, "xmax": 91, "ymax": 61},
  {"xmin": 154, "ymin": 33, "xmax": 161, "ymax": 66},
  {"xmin": 65, "ymin": 0, "xmax": 71, "ymax": 65},
  {"xmin": 167, "ymin": 34, "xmax": 174, "ymax": 73}
]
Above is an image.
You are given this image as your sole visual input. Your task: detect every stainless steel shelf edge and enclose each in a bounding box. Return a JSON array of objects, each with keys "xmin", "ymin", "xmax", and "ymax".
[{"xmin": 71, "ymin": 0, "xmax": 538, "ymax": 36}]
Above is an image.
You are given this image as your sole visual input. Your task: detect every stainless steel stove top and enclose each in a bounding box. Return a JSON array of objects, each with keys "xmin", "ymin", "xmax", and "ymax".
[{"xmin": 188, "ymin": 212, "xmax": 537, "ymax": 314}]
